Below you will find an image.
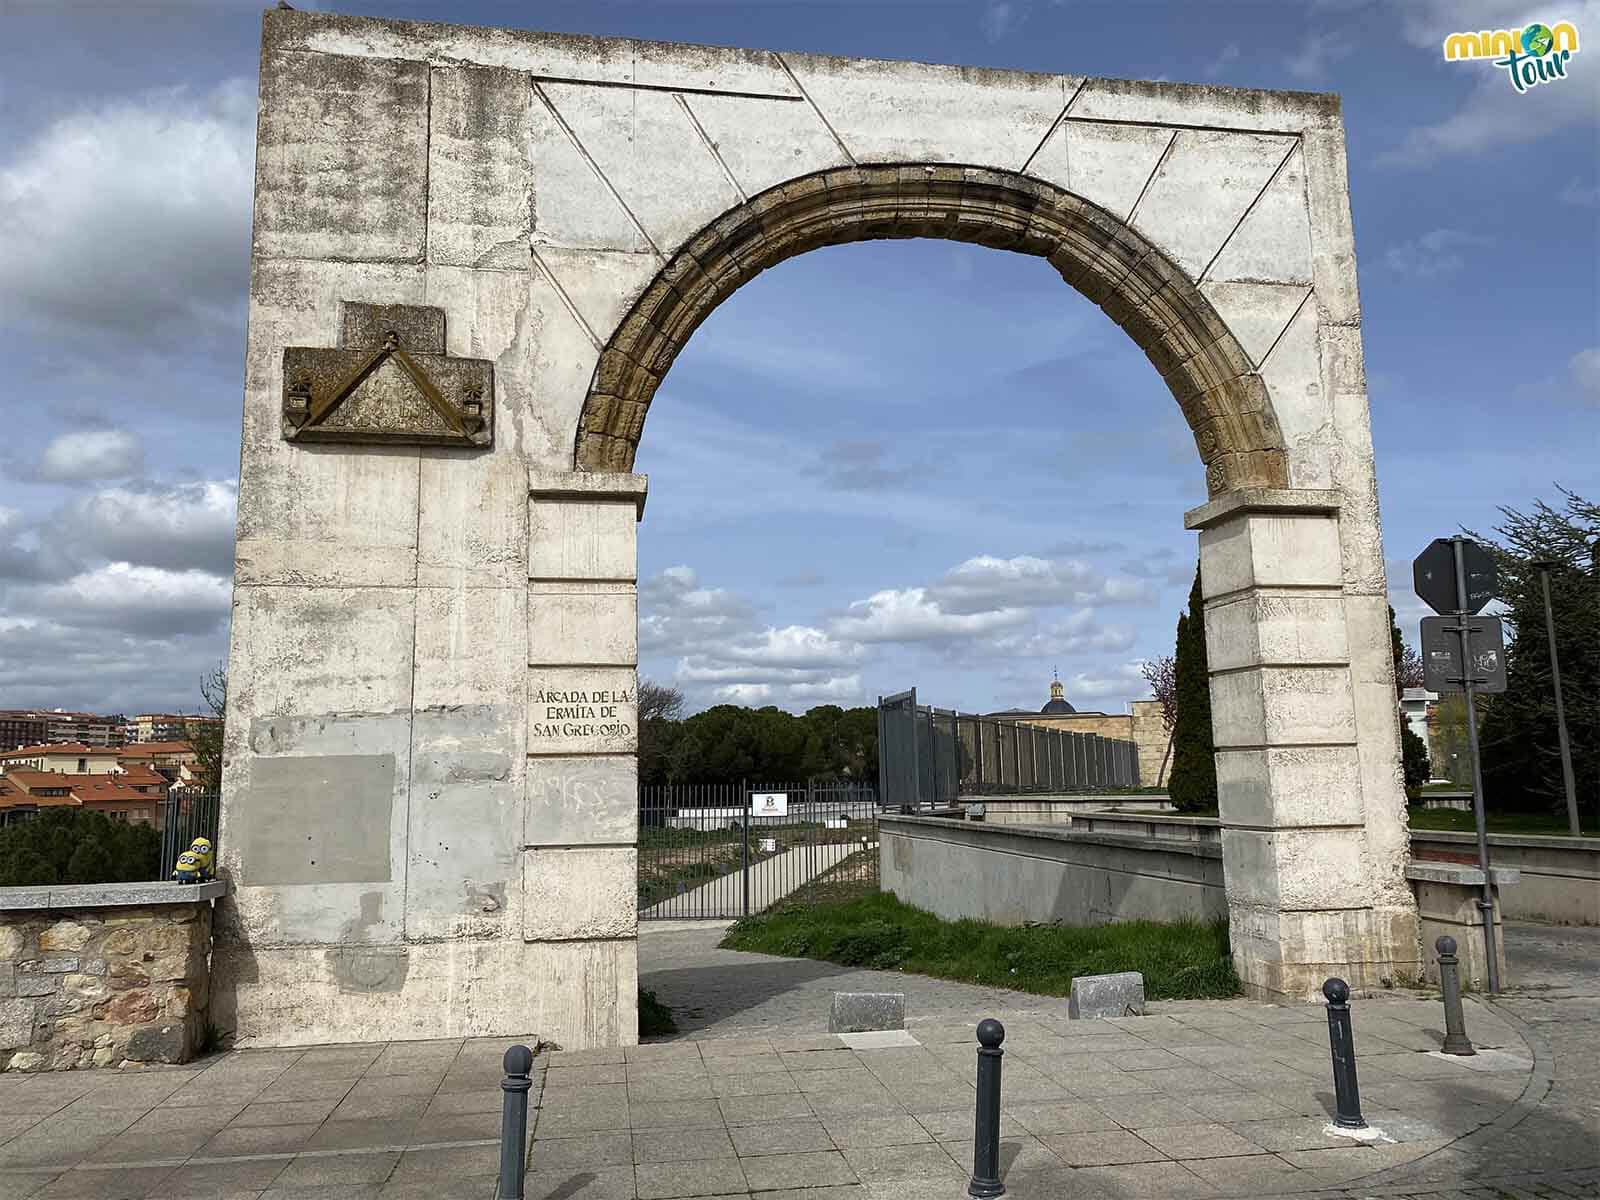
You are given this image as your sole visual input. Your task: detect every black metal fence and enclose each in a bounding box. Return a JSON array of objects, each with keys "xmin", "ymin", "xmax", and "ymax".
[
  {"xmin": 878, "ymin": 688, "xmax": 1140, "ymax": 809},
  {"xmin": 638, "ymin": 780, "xmax": 878, "ymax": 920},
  {"xmin": 159, "ymin": 790, "xmax": 220, "ymax": 880}
]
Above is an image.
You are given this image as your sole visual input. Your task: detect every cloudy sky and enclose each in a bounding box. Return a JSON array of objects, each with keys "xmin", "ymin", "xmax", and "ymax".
[{"xmin": 0, "ymin": 0, "xmax": 1594, "ymax": 719}]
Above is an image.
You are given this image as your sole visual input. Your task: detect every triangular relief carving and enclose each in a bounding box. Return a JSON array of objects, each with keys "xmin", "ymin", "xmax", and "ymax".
[{"xmin": 281, "ymin": 302, "xmax": 493, "ymax": 448}]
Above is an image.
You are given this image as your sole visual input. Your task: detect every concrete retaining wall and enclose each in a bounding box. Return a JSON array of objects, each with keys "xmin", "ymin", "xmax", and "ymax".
[
  {"xmin": 878, "ymin": 815, "xmax": 1226, "ymax": 929},
  {"xmin": 1409, "ymin": 831, "xmax": 1600, "ymax": 926},
  {"xmin": 1048, "ymin": 809, "xmax": 1599, "ymax": 926},
  {"xmin": 972, "ymin": 797, "xmax": 1173, "ymax": 826},
  {"xmin": 0, "ymin": 882, "xmax": 224, "ymax": 1070}
]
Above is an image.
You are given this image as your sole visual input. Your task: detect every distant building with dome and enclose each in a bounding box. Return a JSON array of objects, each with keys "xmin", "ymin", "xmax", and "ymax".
[
  {"xmin": 1040, "ymin": 678, "xmax": 1075, "ymax": 715},
  {"xmin": 987, "ymin": 674, "xmax": 1172, "ymax": 787}
]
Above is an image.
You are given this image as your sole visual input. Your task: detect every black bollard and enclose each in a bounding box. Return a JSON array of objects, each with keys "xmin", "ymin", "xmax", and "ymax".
[
  {"xmin": 498, "ymin": 1045, "xmax": 534, "ymax": 1200},
  {"xmin": 1321, "ymin": 979, "xmax": 1366, "ymax": 1130},
  {"xmin": 1436, "ymin": 936, "xmax": 1476, "ymax": 1056},
  {"xmin": 969, "ymin": 1018, "xmax": 1006, "ymax": 1198}
]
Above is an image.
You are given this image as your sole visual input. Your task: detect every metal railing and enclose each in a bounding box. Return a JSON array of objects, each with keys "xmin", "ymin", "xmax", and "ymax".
[
  {"xmin": 878, "ymin": 688, "xmax": 1140, "ymax": 809},
  {"xmin": 159, "ymin": 790, "xmax": 220, "ymax": 880},
  {"xmin": 638, "ymin": 780, "xmax": 879, "ymax": 920}
]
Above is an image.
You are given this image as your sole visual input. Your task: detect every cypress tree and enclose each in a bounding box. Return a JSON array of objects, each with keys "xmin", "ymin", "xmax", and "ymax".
[{"xmin": 1168, "ymin": 565, "xmax": 1218, "ymax": 813}]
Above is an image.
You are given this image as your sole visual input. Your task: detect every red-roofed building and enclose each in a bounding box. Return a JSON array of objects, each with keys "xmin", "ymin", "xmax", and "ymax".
[
  {"xmin": 0, "ymin": 766, "xmax": 167, "ymax": 826},
  {"xmin": 0, "ymin": 743, "xmax": 122, "ymax": 776},
  {"xmin": 118, "ymin": 742, "xmax": 207, "ymax": 789}
]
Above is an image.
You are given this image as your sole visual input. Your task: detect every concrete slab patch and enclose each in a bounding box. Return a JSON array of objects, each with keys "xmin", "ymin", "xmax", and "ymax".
[
  {"xmin": 836, "ymin": 1030, "xmax": 918, "ymax": 1050},
  {"xmin": 829, "ymin": 993, "xmax": 905, "ymax": 1034},
  {"xmin": 1068, "ymin": 972, "xmax": 1145, "ymax": 1020},
  {"xmin": 1426, "ymin": 1047, "xmax": 1533, "ymax": 1072}
]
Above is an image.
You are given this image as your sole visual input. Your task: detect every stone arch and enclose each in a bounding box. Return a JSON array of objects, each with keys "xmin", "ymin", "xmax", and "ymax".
[{"xmin": 575, "ymin": 164, "xmax": 1287, "ymax": 497}]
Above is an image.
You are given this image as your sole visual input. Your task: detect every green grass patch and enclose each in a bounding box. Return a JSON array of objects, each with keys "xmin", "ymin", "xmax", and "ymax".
[
  {"xmin": 720, "ymin": 891, "xmax": 1239, "ymax": 1001},
  {"xmin": 638, "ymin": 987, "xmax": 677, "ymax": 1037},
  {"xmin": 1407, "ymin": 806, "xmax": 1586, "ymax": 836}
]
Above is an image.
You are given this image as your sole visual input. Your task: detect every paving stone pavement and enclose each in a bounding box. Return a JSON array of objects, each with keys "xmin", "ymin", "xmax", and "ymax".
[{"xmin": 0, "ymin": 922, "xmax": 1586, "ymax": 1199}]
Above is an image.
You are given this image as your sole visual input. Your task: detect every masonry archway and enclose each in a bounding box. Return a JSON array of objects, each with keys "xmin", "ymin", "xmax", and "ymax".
[
  {"xmin": 218, "ymin": 9, "xmax": 1419, "ymax": 1050},
  {"xmin": 575, "ymin": 164, "xmax": 1287, "ymax": 500}
]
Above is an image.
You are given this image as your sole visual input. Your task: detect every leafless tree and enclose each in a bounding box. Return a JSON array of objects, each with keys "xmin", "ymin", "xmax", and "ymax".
[
  {"xmin": 1140, "ymin": 655, "xmax": 1177, "ymax": 732},
  {"xmin": 193, "ymin": 664, "xmax": 226, "ymax": 789},
  {"xmin": 638, "ymin": 680, "xmax": 685, "ymax": 725}
]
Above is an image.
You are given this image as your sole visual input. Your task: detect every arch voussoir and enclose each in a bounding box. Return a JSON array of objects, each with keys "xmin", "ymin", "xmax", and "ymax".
[{"xmin": 576, "ymin": 163, "xmax": 1289, "ymax": 492}]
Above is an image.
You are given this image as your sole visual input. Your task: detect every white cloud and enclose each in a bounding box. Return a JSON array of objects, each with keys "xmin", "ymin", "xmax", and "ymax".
[
  {"xmin": 638, "ymin": 565, "xmax": 864, "ymax": 711},
  {"xmin": 832, "ymin": 587, "xmax": 1029, "ymax": 644},
  {"xmin": 1571, "ymin": 347, "xmax": 1600, "ymax": 404},
  {"xmin": 1061, "ymin": 662, "xmax": 1150, "ymax": 705},
  {"xmin": 1204, "ymin": 43, "xmax": 1241, "ymax": 79},
  {"xmin": 1560, "ymin": 178, "xmax": 1599, "ymax": 206},
  {"xmin": 0, "ymin": 79, "xmax": 254, "ymax": 346},
  {"xmin": 59, "ymin": 480, "xmax": 238, "ymax": 574},
  {"xmin": 714, "ymin": 683, "xmax": 773, "ymax": 704},
  {"xmin": 1383, "ymin": 229, "xmax": 1494, "ymax": 278},
  {"xmin": 928, "ymin": 555, "xmax": 1153, "ymax": 614},
  {"xmin": 1286, "ymin": 32, "xmax": 1355, "ymax": 80},
  {"xmin": 34, "ymin": 563, "xmax": 230, "ymax": 638},
  {"xmin": 639, "ymin": 565, "xmax": 755, "ymax": 657},
  {"xmin": 981, "ymin": 0, "xmax": 1030, "ymax": 42},
  {"xmin": 35, "ymin": 430, "xmax": 144, "ymax": 482}
]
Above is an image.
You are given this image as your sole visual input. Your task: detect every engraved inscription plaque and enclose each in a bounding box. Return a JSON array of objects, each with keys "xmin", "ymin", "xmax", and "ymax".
[{"xmin": 527, "ymin": 669, "xmax": 637, "ymax": 755}]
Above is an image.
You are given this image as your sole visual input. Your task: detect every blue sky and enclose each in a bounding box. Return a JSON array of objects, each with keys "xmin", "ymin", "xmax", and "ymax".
[{"xmin": 0, "ymin": 0, "xmax": 1594, "ymax": 718}]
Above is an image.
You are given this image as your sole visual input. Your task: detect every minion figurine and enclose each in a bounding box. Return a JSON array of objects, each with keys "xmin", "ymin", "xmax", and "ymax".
[
  {"xmin": 188, "ymin": 838, "xmax": 215, "ymax": 881},
  {"xmin": 172, "ymin": 851, "xmax": 202, "ymax": 885}
]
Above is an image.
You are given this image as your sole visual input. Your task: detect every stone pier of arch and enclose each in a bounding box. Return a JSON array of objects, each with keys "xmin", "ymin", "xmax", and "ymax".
[{"xmin": 215, "ymin": 9, "xmax": 1419, "ymax": 1047}]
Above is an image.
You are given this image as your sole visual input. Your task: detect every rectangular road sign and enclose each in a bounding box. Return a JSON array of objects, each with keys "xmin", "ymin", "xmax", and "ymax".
[{"xmin": 1421, "ymin": 615, "xmax": 1506, "ymax": 694}]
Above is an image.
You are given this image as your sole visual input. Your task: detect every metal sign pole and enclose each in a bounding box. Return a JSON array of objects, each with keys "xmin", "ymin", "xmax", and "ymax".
[
  {"xmin": 1534, "ymin": 562, "xmax": 1581, "ymax": 835},
  {"xmin": 1451, "ymin": 537, "xmax": 1500, "ymax": 994}
]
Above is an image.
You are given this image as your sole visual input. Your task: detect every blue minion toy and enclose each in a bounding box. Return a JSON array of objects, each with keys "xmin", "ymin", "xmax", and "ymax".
[{"xmin": 173, "ymin": 851, "xmax": 203, "ymax": 885}]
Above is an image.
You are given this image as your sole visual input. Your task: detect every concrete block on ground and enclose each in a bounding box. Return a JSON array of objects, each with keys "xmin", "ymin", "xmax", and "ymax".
[
  {"xmin": 1068, "ymin": 972, "xmax": 1145, "ymax": 1019},
  {"xmin": 829, "ymin": 992, "xmax": 905, "ymax": 1033}
]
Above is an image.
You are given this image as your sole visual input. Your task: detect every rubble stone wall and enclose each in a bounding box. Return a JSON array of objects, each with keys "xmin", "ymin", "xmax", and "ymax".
[{"xmin": 0, "ymin": 885, "xmax": 220, "ymax": 1070}]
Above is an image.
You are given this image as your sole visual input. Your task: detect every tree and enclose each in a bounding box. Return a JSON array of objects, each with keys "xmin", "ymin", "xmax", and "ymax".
[
  {"xmin": 1166, "ymin": 565, "xmax": 1217, "ymax": 813},
  {"xmin": 193, "ymin": 663, "xmax": 227, "ymax": 790},
  {"xmin": 1389, "ymin": 609, "xmax": 1425, "ymax": 693},
  {"xmin": 1390, "ymin": 607, "xmax": 1430, "ymax": 797},
  {"xmin": 1140, "ymin": 655, "xmax": 1177, "ymax": 731},
  {"xmin": 0, "ymin": 809, "xmax": 160, "ymax": 886},
  {"xmin": 1470, "ymin": 489, "xmax": 1599, "ymax": 822},
  {"xmin": 65, "ymin": 836, "xmax": 114, "ymax": 885},
  {"xmin": 637, "ymin": 680, "xmax": 685, "ymax": 784}
]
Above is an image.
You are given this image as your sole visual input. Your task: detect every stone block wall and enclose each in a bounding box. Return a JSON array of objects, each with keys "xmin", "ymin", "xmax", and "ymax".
[{"xmin": 0, "ymin": 888, "xmax": 217, "ymax": 1071}]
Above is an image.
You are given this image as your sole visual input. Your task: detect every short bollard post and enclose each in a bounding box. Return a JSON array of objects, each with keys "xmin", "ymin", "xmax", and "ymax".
[
  {"xmin": 969, "ymin": 1018, "xmax": 1006, "ymax": 1198},
  {"xmin": 498, "ymin": 1044, "xmax": 534, "ymax": 1200},
  {"xmin": 1436, "ymin": 936, "xmax": 1476, "ymax": 1056},
  {"xmin": 1322, "ymin": 979, "xmax": 1366, "ymax": 1130}
]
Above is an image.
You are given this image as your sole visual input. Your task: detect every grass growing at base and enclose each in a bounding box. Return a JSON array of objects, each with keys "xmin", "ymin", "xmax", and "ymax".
[
  {"xmin": 720, "ymin": 891, "xmax": 1239, "ymax": 1001},
  {"xmin": 1407, "ymin": 806, "xmax": 1587, "ymax": 836}
]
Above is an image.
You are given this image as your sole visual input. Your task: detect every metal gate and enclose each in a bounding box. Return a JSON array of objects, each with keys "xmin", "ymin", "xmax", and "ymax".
[
  {"xmin": 878, "ymin": 688, "xmax": 1141, "ymax": 808},
  {"xmin": 637, "ymin": 780, "xmax": 878, "ymax": 920},
  {"xmin": 159, "ymin": 790, "xmax": 220, "ymax": 879}
]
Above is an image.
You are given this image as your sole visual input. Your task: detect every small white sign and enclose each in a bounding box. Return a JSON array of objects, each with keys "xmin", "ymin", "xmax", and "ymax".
[{"xmin": 751, "ymin": 792, "xmax": 789, "ymax": 817}]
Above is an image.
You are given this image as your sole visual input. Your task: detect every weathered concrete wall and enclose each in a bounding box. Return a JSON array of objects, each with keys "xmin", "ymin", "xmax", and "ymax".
[
  {"xmin": 1412, "ymin": 832, "xmax": 1600, "ymax": 927},
  {"xmin": 224, "ymin": 6, "xmax": 1413, "ymax": 1040},
  {"xmin": 0, "ymin": 883, "xmax": 223, "ymax": 1071},
  {"xmin": 1076, "ymin": 810, "xmax": 1600, "ymax": 927},
  {"xmin": 879, "ymin": 815, "xmax": 1227, "ymax": 928}
]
